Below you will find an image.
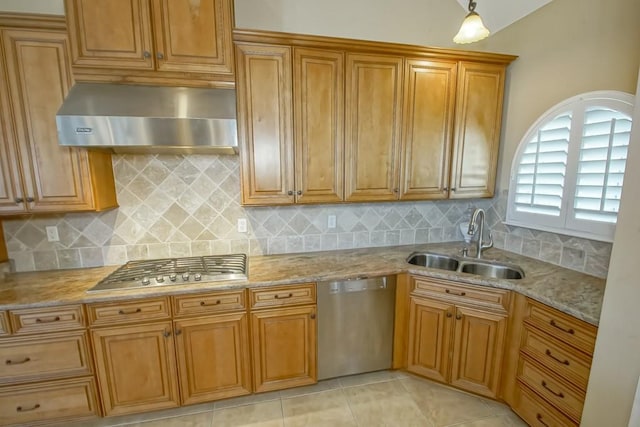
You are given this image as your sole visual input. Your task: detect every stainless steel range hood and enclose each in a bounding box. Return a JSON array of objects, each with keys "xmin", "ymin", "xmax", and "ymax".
[{"xmin": 56, "ymin": 83, "xmax": 238, "ymax": 154}]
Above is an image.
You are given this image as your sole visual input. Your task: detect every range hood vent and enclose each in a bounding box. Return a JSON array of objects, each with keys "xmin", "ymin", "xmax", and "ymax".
[{"xmin": 56, "ymin": 83, "xmax": 238, "ymax": 154}]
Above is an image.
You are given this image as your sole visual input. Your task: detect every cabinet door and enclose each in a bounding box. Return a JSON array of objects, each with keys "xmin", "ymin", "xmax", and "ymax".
[
  {"xmin": 1, "ymin": 29, "xmax": 109, "ymax": 213},
  {"xmin": 150, "ymin": 0, "xmax": 233, "ymax": 75},
  {"xmin": 174, "ymin": 313, "xmax": 251, "ymax": 405},
  {"xmin": 65, "ymin": 0, "xmax": 154, "ymax": 70},
  {"xmin": 345, "ymin": 54, "xmax": 403, "ymax": 201},
  {"xmin": 407, "ymin": 297, "xmax": 454, "ymax": 383},
  {"xmin": 251, "ymin": 305, "xmax": 317, "ymax": 392},
  {"xmin": 236, "ymin": 43, "xmax": 294, "ymax": 205},
  {"xmin": 293, "ymin": 48, "xmax": 344, "ymax": 203},
  {"xmin": 91, "ymin": 322, "xmax": 179, "ymax": 416},
  {"xmin": 450, "ymin": 62, "xmax": 506, "ymax": 198},
  {"xmin": 400, "ymin": 59, "xmax": 457, "ymax": 200},
  {"xmin": 0, "ymin": 76, "xmax": 24, "ymax": 214},
  {"xmin": 450, "ymin": 305, "xmax": 507, "ymax": 398}
]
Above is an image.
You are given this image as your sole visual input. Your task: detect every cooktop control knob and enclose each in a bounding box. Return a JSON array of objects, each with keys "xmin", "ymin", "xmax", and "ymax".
[
  {"xmin": 182, "ymin": 273, "xmax": 190, "ymax": 281},
  {"xmin": 141, "ymin": 277, "xmax": 150, "ymax": 286},
  {"xmin": 169, "ymin": 274, "xmax": 177, "ymax": 282},
  {"xmin": 194, "ymin": 273, "xmax": 202, "ymax": 281},
  {"xmin": 156, "ymin": 276, "xmax": 164, "ymax": 283}
]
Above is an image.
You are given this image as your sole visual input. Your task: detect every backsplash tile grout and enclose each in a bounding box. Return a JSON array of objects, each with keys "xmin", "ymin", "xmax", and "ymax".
[{"xmin": 1, "ymin": 155, "xmax": 611, "ymax": 278}]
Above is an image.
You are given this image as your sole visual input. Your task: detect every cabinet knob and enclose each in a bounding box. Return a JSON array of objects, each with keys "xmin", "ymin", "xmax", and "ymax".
[
  {"xmin": 443, "ymin": 187, "xmax": 449, "ymax": 192},
  {"xmin": 287, "ymin": 190, "xmax": 294, "ymax": 196},
  {"xmin": 163, "ymin": 330, "xmax": 171, "ymax": 338},
  {"xmin": 446, "ymin": 312, "xmax": 452, "ymax": 318},
  {"xmin": 143, "ymin": 51, "xmax": 151, "ymax": 58},
  {"xmin": 14, "ymin": 197, "xmax": 23, "ymax": 204},
  {"xmin": 310, "ymin": 313, "xmax": 316, "ymax": 319},
  {"xmin": 393, "ymin": 188, "xmax": 399, "ymax": 193},
  {"xmin": 297, "ymin": 190, "xmax": 302, "ymax": 196},
  {"xmin": 451, "ymin": 188, "xmax": 457, "ymax": 191},
  {"xmin": 156, "ymin": 52, "xmax": 164, "ymax": 59},
  {"xmin": 175, "ymin": 329, "xmax": 182, "ymax": 336},
  {"xmin": 455, "ymin": 313, "xmax": 462, "ymax": 320},
  {"xmin": 26, "ymin": 197, "xmax": 34, "ymax": 203}
]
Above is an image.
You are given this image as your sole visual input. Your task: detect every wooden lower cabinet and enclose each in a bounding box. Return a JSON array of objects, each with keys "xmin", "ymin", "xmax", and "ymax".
[
  {"xmin": 91, "ymin": 321, "xmax": 179, "ymax": 416},
  {"xmin": 0, "ymin": 377, "xmax": 99, "ymax": 426},
  {"xmin": 251, "ymin": 305, "xmax": 317, "ymax": 392},
  {"xmin": 407, "ymin": 277, "xmax": 509, "ymax": 399},
  {"xmin": 174, "ymin": 313, "xmax": 251, "ymax": 405}
]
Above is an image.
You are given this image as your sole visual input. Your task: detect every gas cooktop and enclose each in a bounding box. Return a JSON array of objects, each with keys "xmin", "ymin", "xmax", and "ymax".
[{"xmin": 88, "ymin": 254, "xmax": 247, "ymax": 292}]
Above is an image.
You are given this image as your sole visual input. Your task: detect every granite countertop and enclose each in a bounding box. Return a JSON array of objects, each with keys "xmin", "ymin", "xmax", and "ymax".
[{"xmin": 0, "ymin": 242, "xmax": 605, "ymax": 325}]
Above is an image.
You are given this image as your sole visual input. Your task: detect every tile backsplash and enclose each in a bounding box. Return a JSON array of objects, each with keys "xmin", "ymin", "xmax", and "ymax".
[{"xmin": 1, "ymin": 154, "xmax": 611, "ymax": 278}]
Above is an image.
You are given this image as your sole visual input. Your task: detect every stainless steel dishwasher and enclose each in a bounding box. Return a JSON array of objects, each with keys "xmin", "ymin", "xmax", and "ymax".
[{"xmin": 317, "ymin": 275, "xmax": 396, "ymax": 380}]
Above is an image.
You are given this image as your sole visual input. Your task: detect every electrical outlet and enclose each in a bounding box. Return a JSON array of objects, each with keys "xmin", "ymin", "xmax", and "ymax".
[
  {"xmin": 237, "ymin": 218, "xmax": 248, "ymax": 233},
  {"xmin": 45, "ymin": 226, "xmax": 59, "ymax": 242},
  {"xmin": 327, "ymin": 215, "xmax": 337, "ymax": 229}
]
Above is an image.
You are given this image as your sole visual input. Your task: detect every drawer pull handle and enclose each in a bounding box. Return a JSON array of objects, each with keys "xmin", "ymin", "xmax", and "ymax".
[
  {"xmin": 118, "ymin": 308, "xmax": 142, "ymax": 315},
  {"xmin": 200, "ymin": 300, "xmax": 222, "ymax": 306},
  {"xmin": 445, "ymin": 289, "xmax": 466, "ymax": 296},
  {"xmin": 6, "ymin": 357, "xmax": 30, "ymax": 365},
  {"xmin": 550, "ymin": 319, "xmax": 575, "ymax": 334},
  {"xmin": 536, "ymin": 413, "xmax": 549, "ymax": 427},
  {"xmin": 545, "ymin": 349, "xmax": 570, "ymax": 365},
  {"xmin": 35, "ymin": 316, "xmax": 60, "ymax": 323},
  {"xmin": 274, "ymin": 293, "xmax": 294, "ymax": 299},
  {"xmin": 16, "ymin": 404, "xmax": 40, "ymax": 412},
  {"xmin": 541, "ymin": 380, "xmax": 565, "ymax": 398}
]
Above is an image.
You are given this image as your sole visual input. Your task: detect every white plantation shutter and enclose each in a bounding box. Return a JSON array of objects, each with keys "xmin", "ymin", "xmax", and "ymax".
[
  {"xmin": 514, "ymin": 112, "xmax": 570, "ymax": 217},
  {"xmin": 572, "ymin": 107, "xmax": 631, "ymax": 223},
  {"xmin": 507, "ymin": 91, "xmax": 634, "ymax": 242}
]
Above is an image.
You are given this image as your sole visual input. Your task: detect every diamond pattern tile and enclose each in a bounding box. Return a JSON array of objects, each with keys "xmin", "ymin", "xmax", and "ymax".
[{"xmin": 1, "ymin": 154, "xmax": 612, "ymax": 276}]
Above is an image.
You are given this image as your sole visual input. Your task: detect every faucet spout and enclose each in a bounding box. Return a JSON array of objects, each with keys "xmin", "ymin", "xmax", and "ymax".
[{"xmin": 467, "ymin": 208, "xmax": 493, "ymax": 259}]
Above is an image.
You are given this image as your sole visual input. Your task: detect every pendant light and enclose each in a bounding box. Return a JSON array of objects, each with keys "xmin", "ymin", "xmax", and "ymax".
[{"xmin": 453, "ymin": 0, "xmax": 490, "ymax": 44}]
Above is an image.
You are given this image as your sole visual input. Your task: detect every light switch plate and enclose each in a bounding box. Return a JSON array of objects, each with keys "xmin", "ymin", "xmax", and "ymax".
[
  {"xmin": 46, "ymin": 226, "xmax": 59, "ymax": 242},
  {"xmin": 237, "ymin": 218, "xmax": 248, "ymax": 233}
]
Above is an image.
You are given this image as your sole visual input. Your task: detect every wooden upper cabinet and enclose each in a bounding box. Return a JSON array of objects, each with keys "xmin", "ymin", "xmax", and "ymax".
[
  {"xmin": 345, "ymin": 54, "xmax": 403, "ymax": 202},
  {"xmin": 236, "ymin": 43, "xmax": 294, "ymax": 205},
  {"xmin": 65, "ymin": 0, "xmax": 234, "ymax": 85},
  {"xmin": 293, "ymin": 48, "xmax": 344, "ymax": 204},
  {"xmin": 400, "ymin": 59, "xmax": 457, "ymax": 200},
  {"xmin": 151, "ymin": 0, "xmax": 234, "ymax": 75},
  {"xmin": 0, "ymin": 27, "xmax": 117, "ymax": 214},
  {"xmin": 65, "ymin": 0, "xmax": 154, "ymax": 70},
  {"xmin": 450, "ymin": 62, "xmax": 506, "ymax": 198}
]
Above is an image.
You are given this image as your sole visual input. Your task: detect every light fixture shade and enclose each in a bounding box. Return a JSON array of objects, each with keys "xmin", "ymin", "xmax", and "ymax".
[{"xmin": 453, "ymin": 11, "xmax": 490, "ymax": 44}]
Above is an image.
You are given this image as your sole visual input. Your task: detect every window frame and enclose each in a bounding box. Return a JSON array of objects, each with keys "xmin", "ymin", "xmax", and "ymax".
[{"xmin": 506, "ymin": 90, "xmax": 635, "ymax": 242}]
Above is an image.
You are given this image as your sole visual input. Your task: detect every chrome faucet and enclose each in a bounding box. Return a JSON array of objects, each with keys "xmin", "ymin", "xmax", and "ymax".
[{"xmin": 468, "ymin": 208, "xmax": 493, "ymax": 259}]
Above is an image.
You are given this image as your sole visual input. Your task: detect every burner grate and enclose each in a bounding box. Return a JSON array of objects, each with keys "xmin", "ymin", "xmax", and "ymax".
[{"xmin": 88, "ymin": 254, "xmax": 247, "ymax": 292}]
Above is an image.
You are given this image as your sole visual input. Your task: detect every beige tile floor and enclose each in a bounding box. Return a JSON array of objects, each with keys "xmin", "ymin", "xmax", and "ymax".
[{"xmin": 71, "ymin": 371, "xmax": 528, "ymax": 427}]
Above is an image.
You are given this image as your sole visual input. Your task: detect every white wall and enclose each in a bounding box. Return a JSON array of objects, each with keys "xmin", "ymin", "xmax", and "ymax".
[
  {"xmin": 581, "ymin": 68, "xmax": 640, "ymax": 426},
  {"xmin": 0, "ymin": 0, "xmax": 63, "ymax": 15}
]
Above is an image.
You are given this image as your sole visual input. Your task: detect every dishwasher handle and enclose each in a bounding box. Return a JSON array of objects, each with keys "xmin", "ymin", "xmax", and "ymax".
[{"xmin": 327, "ymin": 276, "xmax": 388, "ymax": 294}]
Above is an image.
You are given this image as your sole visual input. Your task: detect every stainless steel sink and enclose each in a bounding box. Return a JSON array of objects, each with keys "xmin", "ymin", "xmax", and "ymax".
[
  {"xmin": 407, "ymin": 252, "xmax": 459, "ymax": 271},
  {"xmin": 459, "ymin": 261, "xmax": 524, "ymax": 280},
  {"xmin": 406, "ymin": 251, "xmax": 524, "ymax": 280}
]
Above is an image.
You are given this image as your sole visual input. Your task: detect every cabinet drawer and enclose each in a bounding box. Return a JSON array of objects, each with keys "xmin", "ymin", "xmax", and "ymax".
[
  {"xmin": 411, "ymin": 277, "xmax": 509, "ymax": 311},
  {"xmin": 521, "ymin": 326, "xmax": 592, "ymax": 390},
  {"xmin": 250, "ymin": 284, "xmax": 316, "ymax": 309},
  {"xmin": 525, "ymin": 299, "xmax": 597, "ymax": 355},
  {"xmin": 87, "ymin": 297, "xmax": 171, "ymax": 326},
  {"xmin": 513, "ymin": 382, "xmax": 577, "ymax": 427},
  {"xmin": 518, "ymin": 356, "xmax": 584, "ymax": 422},
  {"xmin": 0, "ymin": 331, "xmax": 92, "ymax": 384},
  {"xmin": 9, "ymin": 305, "xmax": 85, "ymax": 335},
  {"xmin": 173, "ymin": 290, "xmax": 246, "ymax": 317},
  {"xmin": 0, "ymin": 376, "xmax": 99, "ymax": 426}
]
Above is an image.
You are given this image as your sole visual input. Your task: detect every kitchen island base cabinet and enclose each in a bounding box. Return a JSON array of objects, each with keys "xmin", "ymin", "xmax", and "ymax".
[
  {"xmin": 407, "ymin": 276, "xmax": 509, "ymax": 399},
  {"xmin": 91, "ymin": 321, "xmax": 180, "ymax": 417},
  {"xmin": 174, "ymin": 313, "xmax": 252, "ymax": 405}
]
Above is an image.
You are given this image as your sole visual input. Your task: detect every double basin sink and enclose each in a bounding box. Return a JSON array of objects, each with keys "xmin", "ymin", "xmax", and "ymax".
[{"xmin": 407, "ymin": 252, "xmax": 525, "ymax": 280}]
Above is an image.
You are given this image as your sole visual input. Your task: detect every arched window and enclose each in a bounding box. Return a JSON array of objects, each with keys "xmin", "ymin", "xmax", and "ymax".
[{"xmin": 506, "ymin": 91, "xmax": 634, "ymax": 242}]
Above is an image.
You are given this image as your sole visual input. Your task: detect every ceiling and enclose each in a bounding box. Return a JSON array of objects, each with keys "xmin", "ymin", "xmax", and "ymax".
[{"xmin": 455, "ymin": 0, "xmax": 554, "ymax": 33}]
